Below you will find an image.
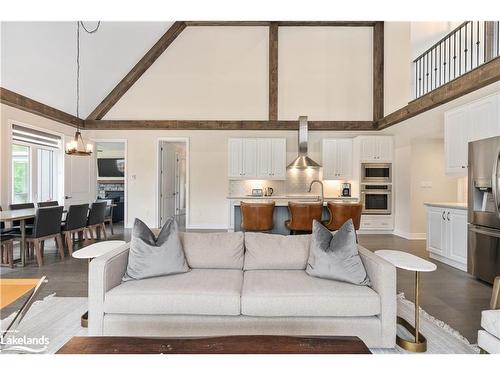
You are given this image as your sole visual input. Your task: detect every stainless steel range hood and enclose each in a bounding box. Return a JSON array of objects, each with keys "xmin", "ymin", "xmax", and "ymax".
[{"xmin": 287, "ymin": 116, "xmax": 321, "ymax": 169}]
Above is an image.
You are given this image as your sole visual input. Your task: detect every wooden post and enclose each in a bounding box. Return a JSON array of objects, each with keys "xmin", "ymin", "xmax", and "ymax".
[
  {"xmin": 373, "ymin": 21, "xmax": 384, "ymax": 121},
  {"xmin": 269, "ymin": 22, "xmax": 279, "ymax": 121}
]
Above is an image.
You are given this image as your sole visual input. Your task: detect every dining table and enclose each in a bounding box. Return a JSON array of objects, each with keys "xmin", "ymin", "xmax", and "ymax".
[
  {"xmin": 0, "ymin": 203, "xmax": 117, "ymax": 267},
  {"xmin": 0, "ymin": 208, "xmax": 37, "ymax": 267}
]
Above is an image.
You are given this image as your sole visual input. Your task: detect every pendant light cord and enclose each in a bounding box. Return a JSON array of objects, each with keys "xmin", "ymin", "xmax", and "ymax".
[{"xmin": 76, "ymin": 21, "xmax": 101, "ymax": 125}]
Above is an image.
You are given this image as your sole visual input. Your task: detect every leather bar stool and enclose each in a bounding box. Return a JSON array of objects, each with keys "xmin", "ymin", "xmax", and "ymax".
[
  {"xmin": 285, "ymin": 202, "xmax": 323, "ymax": 235},
  {"xmin": 240, "ymin": 201, "xmax": 275, "ymax": 232},
  {"xmin": 324, "ymin": 202, "xmax": 363, "ymax": 241}
]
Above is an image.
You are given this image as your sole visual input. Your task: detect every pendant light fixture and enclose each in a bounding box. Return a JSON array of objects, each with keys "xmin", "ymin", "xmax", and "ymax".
[{"xmin": 66, "ymin": 21, "xmax": 100, "ymax": 156}]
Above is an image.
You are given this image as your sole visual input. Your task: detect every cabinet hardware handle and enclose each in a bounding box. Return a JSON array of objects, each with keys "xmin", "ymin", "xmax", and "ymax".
[
  {"xmin": 442, "ymin": 211, "xmax": 446, "ymax": 220},
  {"xmin": 447, "ymin": 212, "xmax": 450, "ymax": 221}
]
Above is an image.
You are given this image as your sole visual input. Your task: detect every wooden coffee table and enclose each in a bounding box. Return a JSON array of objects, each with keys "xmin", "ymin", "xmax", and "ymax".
[{"xmin": 56, "ymin": 335, "xmax": 371, "ymax": 354}]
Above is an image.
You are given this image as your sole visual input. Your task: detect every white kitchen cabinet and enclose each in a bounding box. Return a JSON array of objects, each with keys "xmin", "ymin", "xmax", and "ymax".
[
  {"xmin": 359, "ymin": 136, "xmax": 393, "ymax": 162},
  {"xmin": 228, "ymin": 138, "xmax": 286, "ymax": 180},
  {"xmin": 444, "ymin": 92, "xmax": 500, "ymax": 176},
  {"xmin": 256, "ymin": 138, "xmax": 286, "ymax": 179},
  {"xmin": 228, "ymin": 138, "xmax": 243, "ymax": 179},
  {"xmin": 270, "ymin": 138, "xmax": 286, "ymax": 179},
  {"xmin": 322, "ymin": 138, "xmax": 353, "ymax": 180},
  {"xmin": 444, "ymin": 106, "xmax": 470, "ymax": 175},
  {"xmin": 469, "ymin": 94, "xmax": 499, "ymax": 142},
  {"xmin": 426, "ymin": 205, "xmax": 467, "ymax": 271}
]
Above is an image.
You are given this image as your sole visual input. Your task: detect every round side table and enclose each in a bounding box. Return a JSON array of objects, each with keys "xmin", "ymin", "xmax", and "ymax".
[
  {"xmin": 73, "ymin": 240, "xmax": 126, "ymax": 327},
  {"xmin": 375, "ymin": 250, "xmax": 437, "ymax": 352}
]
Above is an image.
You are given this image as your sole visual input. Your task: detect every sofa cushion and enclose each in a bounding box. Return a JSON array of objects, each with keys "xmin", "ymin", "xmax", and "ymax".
[
  {"xmin": 123, "ymin": 218, "xmax": 189, "ymax": 281},
  {"xmin": 180, "ymin": 232, "xmax": 244, "ymax": 269},
  {"xmin": 481, "ymin": 309, "xmax": 500, "ymax": 339},
  {"xmin": 244, "ymin": 232, "xmax": 310, "ymax": 270},
  {"xmin": 306, "ymin": 220, "xmax": 371, "ymax": 286},
  {"xmin": 241, "ymin": 270, "xmax": 380, "ymax": 317},
  {"xmin": 105, "ymin": 269, "xmax": 243, "ymax": 316}
]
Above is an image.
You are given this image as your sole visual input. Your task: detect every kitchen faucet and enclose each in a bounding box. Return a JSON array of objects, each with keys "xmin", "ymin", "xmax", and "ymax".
[{"xmin": 308, "ymin": 180, "xmax": 324, "ymax": 202}]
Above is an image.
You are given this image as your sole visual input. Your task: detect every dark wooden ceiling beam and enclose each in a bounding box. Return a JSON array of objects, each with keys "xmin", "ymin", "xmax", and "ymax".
[
  {"xmin": 268, "ymin": 22, "xmax": 279, "ymax": 121},
  {"xmin": 86, "ymin": 21, "xmax": 187, "ymax": 120},
  {"xmin": 377, "ymin": 56, "xmax": 500, "ymax": 130},
  {"xmin": 84, "ymin": 120, "xmax": 375, "ymax": 131},
  {"xmin": 1, "ymin": 87, "xmax": 83, "ymax": 128},
  {"xmin": 184, "ymin": 21, "xmax": 376, "ymax": 27},
  {"xmin": 373, "ymin": 21, "xmax": 384, "ymax": 121}
]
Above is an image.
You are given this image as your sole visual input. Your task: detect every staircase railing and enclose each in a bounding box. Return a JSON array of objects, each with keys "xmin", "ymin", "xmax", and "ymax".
[{"xmin": 413, "ymin": 21, "xmax": 500, "ymax": 99}]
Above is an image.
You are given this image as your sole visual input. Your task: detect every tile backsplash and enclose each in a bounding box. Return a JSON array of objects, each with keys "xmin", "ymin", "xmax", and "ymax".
[{"xmin": 229, "ymin": 169, "xmax": 353, "ymax": 197}]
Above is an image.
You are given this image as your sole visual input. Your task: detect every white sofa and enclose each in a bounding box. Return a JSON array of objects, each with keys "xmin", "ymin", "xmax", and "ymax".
[{"xmin": 88, "ymin": 231, "xmax": 397, "ymax": 348}]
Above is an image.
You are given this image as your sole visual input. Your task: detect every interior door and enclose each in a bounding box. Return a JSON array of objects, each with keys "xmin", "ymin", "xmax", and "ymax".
[
  {"xmin": 159, "ymin": 142, "xmax": 177, "ymax": 227},
  {"xmin": 64, "ymin": 136, "xmax": 95, "ymax": 208}
]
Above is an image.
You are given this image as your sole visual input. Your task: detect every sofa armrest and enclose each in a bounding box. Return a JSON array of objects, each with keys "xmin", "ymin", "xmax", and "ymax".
[
  {"xmin": 358, "ymin": 245, "xmax": 397, "ymax": 347},
  {"xmin": 88, "ymin": 243, "xmax": 130, "ymax": 335}
]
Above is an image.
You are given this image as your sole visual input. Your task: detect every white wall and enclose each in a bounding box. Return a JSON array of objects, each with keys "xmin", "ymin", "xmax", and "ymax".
[
  {"xmin": 278, "ymin": 27, "xmax": 373, "ymax": 120},
  {"xmin": 384, "ymin": 22, "xmax": 411, "ymax": 115},
  {"xmin": 0, "ymin": 21, "xmax": 170, "ymax": 117},
  {"xmin": 105, "ymin": 27, "xmax": 270, "ymax": 120}
]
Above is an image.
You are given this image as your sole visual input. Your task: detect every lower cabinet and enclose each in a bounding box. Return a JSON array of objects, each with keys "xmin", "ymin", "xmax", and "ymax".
[
  {"xmin": 426, "ymin": 205, "xmax": 467, "ymax": 271},
  {"xmin": 360, "ymin": 215, "xmax": 394, "ymax": 231}
]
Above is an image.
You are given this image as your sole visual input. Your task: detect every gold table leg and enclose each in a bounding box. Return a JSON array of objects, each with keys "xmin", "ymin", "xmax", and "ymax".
[{"xmin": 396, "ymin": 271, "xmax": 427, "ymax": 352}]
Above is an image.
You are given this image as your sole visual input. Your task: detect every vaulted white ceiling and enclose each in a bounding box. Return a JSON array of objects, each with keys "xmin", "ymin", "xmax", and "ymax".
[{"xmin": 0, "ymin": 21, "xmax": 172, "ymax": 117}]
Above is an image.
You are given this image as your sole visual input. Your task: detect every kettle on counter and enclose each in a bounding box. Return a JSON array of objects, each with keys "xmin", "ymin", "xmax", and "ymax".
[{"xmin": 264, "ymin": 187, "xmax": 274, "ymax": 196}]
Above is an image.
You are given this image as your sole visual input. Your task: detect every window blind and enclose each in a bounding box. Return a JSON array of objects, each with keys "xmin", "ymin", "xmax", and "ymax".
[{"xmin": 12, "ymin": 124, "xmax": 61, "ymax": 149}]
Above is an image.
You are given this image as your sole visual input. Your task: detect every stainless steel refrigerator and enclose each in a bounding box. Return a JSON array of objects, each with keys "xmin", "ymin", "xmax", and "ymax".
[{"xmin": 468, "ymin": 135, "xmax": 500, "ymax": 284}]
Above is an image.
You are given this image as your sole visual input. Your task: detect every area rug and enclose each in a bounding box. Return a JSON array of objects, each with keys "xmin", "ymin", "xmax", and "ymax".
[{"xmin": 0, "ymin": 293, "xmax": 479, "ymax": 354}]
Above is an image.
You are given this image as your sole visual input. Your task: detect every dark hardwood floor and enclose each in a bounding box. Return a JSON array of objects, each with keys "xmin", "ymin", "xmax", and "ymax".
[{"xmin": 0, "ymin": 225, "xmax": 492, "ymax": 343}]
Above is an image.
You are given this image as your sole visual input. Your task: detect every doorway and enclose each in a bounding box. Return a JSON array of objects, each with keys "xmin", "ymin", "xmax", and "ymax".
[
  {"xmin": 158, "ymin": 139, "xmax": 188, "ymax": 230},
  {"xmin": 94, "ymin": 140, "xmax": 127, "ymax": 227}
]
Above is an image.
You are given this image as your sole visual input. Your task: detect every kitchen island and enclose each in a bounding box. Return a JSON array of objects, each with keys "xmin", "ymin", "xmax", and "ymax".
[{"xmin": 228, "ymin": 195, "xmax": 359, "ymax": 235}]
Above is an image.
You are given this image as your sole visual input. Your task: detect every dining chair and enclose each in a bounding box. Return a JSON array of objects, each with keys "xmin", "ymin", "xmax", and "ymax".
[
  {"xmin": 9, "ymin": 203, "xmax": 35, "ymax": 232},
  {"xmin": 285, "ymin": 202, "xmax": 323, "ymax": 235},
  {"xmin": 61, "ymin": 204, "xmax": 89, "ymax": 256},
  {"xmin": 24, "ymin": 206, "xmax": 65, "ymax": 267},
  {"xmin": 240, "ymin": 201, "xmax": 275, "ymax": 232},
  {"xmin": 0, "ymin": 206, "xmax": 14, "ymax": 267},
  {"xmin": 97, "ymin": 199, "xmax": 114, "ymax": 235},
  {"xmin": 86, "ymin": 201, "xmax": 108, "ymax": 240},
  {"xmin": 37, "ymin": 201, "xmax": 59, "ymax": 208},
  {"xmin": 324, "ymin": 202, "xmax": 363, "ymax": 242}
]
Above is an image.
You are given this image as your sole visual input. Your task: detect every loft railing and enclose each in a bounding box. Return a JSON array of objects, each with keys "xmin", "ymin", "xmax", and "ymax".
[{"xmin": 413, "ymin": 21, "xmax": 500, "ymax": 99}]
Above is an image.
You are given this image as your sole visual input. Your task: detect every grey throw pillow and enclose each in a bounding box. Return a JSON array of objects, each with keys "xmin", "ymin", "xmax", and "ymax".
[
  {"xmin": 306, "ymin": 219, "xmax": 371, "ymax": 286},
  {"xmin": 123, "ymin": 218, "xmax": 190, "ymax": 281}
]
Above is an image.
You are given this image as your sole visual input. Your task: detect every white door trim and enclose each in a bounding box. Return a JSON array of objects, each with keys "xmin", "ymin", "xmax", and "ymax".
[
  {"xmin": 90, "ymin": 138, "xmax": 128, "ymax": 227},
  {"xmin": 156, "ymin": 137, "xmax": 190, "ymax": 229}
]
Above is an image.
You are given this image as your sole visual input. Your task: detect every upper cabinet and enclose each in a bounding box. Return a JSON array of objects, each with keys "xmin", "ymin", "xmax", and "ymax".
[
  {"xmin": 444, "ymin": 106, "xmax": 470, "ymax": 175},
  {"xmin": 444, "ymin": 92, "xmax": 500, "ymax": 176},
  {"xmin": 322, "ymin": 139, "xmax": 353, "ymax": 180},
  {"xmin": 359, "ymin": 136, "xmax": 393, "ymax": 162},
  {"xmin": 228, "ymin": 138, "xmax": 286, "ymax": 180}
]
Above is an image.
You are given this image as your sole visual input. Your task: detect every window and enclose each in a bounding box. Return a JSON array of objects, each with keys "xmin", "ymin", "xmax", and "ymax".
[
  {"xmin": 37, "ymin": 148, "xmax": 56, "ymax": 202},
  {"xmin": 12, "ymin": 144, "xmax": 30, "ymax": 204},
  {"xmin": 11, "ymin": 124, "xmax": 62, "ymax": 204}
]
